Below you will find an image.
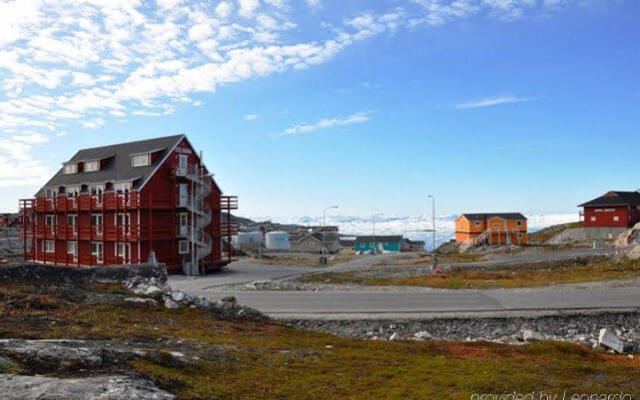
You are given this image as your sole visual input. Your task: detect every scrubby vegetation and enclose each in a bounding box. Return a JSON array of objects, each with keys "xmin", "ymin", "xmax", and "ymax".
[
  {"xmin": 302, "ymin": 257, "xmax": 640, "ymax": 289},
  {"xmin": 0, "ymin": 281, "xmax": 639, "ymax": 399}
]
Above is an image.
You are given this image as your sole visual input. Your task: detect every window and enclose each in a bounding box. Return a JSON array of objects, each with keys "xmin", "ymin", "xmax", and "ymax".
[
  {"xmin": 132, "ymin": 154, "xmax": 150, "ymax": 167},
  {"xmin": 178, "ymin": 154, "xmax": 188, "ymax": 169},
  {"xmin": 179, "ymin": 213, "xmax": 188, "ymax": 226},
  {"xmin": 90, "ymin": 185, "xmax": 104, "ymax": 197},
  {"xmin": 91, "ymin": 214, "xmax": 103, "ymax": 232},
  {"xmin": 591, "ymin": 216, "xmax": 597, "ymax": 222},
  {"xmin": 67, "ymin": 241, "xmax": 77, "ymax": 256},
  {"xmin": 116, "ymin": 242, "xmax": 125, "ymax": 257},
  {"xmin": 84, "ymin": 160, "xmax": 99, "ymax": 172},
  {"xmin": 91, "ymin": 242, "xmax": 103, "ymax": 262},
  {"xmin": 115, "ymin": 213, "xmax": 130, "ymax": 227},
  {"xmin": 67, "ymin": 186, "xmax": 80, "ymax": 197},
  {"xmin": 474, "ymin": 221, "xmax": 481, "ymax": 227},
  {"xmin": 45, "ymin": 214, "xmax": 54, "ymax": 226},
  {"xmin": 516, "ymin": 220, "xmax": 522, "ymax": 226},
  {"xmin": 45, "ymin": 240, "xmax": 55, "ymax": 253},
  {"xmin": 178, "ymin": 240, "xmax": 189, "ymax": 254},
  {"xmin": 67, "ymin": 214, "xmax": 77, "ymax": 228},
  {"xmin": 613, "ymin": 216, "xmax": 620, "ymax": 222},
  {"xmin": 493, "ymin": 223, "xmax": 500, "ymax": 228},
  {"xmin": 115, "ymin": 182, "xmax": 131, "ymax": 194},
  {"xmin": 45, "ymin": 189, "xmax": 56, "ymax": 199},
  {"xmin": 63, "ymin": 164, "xmax": 77, "ymax": 174},
  {"xmin": 517, "ymin": 233, "xmax": 523, "ymax": 238}
]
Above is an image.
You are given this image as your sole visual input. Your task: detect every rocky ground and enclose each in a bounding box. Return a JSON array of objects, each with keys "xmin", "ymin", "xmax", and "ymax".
[
  {"xmin": 0, "ymin": 263, "xmax": 266, "ymax": 399},
  {"xmin": 289, "ymin": 311, "xmax": 640, "ymax": 353}
]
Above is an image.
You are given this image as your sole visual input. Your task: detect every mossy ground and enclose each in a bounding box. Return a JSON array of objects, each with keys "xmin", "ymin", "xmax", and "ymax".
[
  {"xmin": 301, "ymin": 257, "xmax": 640, "ymax": 289},
  {"xmin": 0, "ymin": 281, "xmax": 638, "ymax": 399}
]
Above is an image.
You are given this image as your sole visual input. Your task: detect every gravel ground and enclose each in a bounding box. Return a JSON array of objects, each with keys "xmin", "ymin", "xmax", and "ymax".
[{"xmin": 287, "ymin": 310, "xmax": 640, "ymax": 351}]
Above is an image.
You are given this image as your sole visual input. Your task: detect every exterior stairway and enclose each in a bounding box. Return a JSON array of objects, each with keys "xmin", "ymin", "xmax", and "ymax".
[{"xmin": 177, "ymin": 165, "xmax": 212, "ymax": 276}]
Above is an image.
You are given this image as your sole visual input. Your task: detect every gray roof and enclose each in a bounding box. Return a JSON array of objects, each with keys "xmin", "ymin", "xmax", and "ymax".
[
  {"xmin": 355, "ymin": 235, "xmax": 403, "ymax": 243},
  {"xmin": 36, "ymin": 135, "xmax": 184, "ymax": 196},
  {"xmin": 461, "ymin": 213, "xmax": 526, "ymax": 221},
  {"xmin": 579, "ymin": 191, "xmax": 640, "ymax": 207}
]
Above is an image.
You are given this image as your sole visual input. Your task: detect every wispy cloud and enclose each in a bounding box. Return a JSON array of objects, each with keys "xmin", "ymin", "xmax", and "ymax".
[
  {"xmin": 245, "ymin": 114, "xmax": 260, "ymax": 120},
  {"xmin": 455, "ymin": 94, "xmax": 537, "ymax": 109},
  {"xmin": 280, "ymin": 111, "xmax": 374, "ymax": 136}
]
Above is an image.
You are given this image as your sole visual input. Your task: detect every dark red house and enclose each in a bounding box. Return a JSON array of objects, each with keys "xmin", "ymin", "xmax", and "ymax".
[
  {"xmin": 20, "ymin": 135, "xmax": 237, "ymax": 275},
  {"xmin": 579, "ymin": 191, "xmax": 640, "ymax": 228}
]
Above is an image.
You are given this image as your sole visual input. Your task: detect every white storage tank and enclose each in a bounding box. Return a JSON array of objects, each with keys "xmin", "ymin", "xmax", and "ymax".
[
  {"xmin": 265, "ymin": 231, "xmax": 290, "ymax": 251},
  {"xmin": 233, "ymin": 231, "xmax": 264, "ymax": 248}
]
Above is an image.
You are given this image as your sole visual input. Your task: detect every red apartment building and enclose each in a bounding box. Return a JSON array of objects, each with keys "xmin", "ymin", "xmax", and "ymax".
[
  {"xmin": 579, "ymin": 191, "xmax": 640, "ymax": 228},
  {"xmin": 20, "ymin": 135, "xmax": 237, "ymax": 275}
]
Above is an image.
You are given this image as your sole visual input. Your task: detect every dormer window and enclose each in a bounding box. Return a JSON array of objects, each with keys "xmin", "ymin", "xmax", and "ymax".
[
  {"xmin": 132, "ymin": 154, "xmax": 150, "ymax": 167},
  {"xmin": 85, "ymin": 160, "xmax": 99, "ymax": 172},
  {"xmin": 63, "ymin": 164, "xmax": 77, "ymax": 174}
]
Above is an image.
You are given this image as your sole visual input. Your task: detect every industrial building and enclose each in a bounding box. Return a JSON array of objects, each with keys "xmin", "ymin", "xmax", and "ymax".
[
  {"xmin": 20, "ymin": 135, "xmax": 237, "ymax": 275},
  {"xmin": 455, "ymin": 213, "xmax": 527, "ymax": 245},
  {"xmin": 354, "ymin": 235, "xmax": 404, "ymax": 253}
]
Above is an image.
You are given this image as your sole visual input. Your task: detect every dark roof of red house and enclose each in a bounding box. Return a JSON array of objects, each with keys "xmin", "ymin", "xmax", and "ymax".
[
  {"xmin": 461, "ymin": 213, "xmax": 526, "ymax": 221},
  {"xmin": 36, "ymin": 135, "xmax": 185, "ymax": 196},
  {"xmin": 579, "ymin": 191, "xmax": 640, "ymax": 207}
]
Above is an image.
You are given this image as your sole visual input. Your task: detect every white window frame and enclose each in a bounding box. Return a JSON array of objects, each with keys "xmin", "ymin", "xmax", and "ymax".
[
  {"xmin": 91, "ymin": 241, "xmax": 103, "ymax": 263},
  {"xmin": 67, "ymin": 241, "xmax": 77, "ymax": 256},
  {"xmin": 63, "ymin": 164, "xmax": 77, "ymax": 174},
  {"xmin": 132, "ymin": 154, "xmax": 150, "ymax": 167},
  {"xmin": 178, "ymin": 154, "xmax": 188, "ymax": 169},
  {"xmin": 90, "ymin": 184, "xmax": 104, "ymax": 197},
  {"xmin": 91, "ymin": 214, "xmax": 103, "ymax": 234},
  {"xmin": 45, "ymin": 189, "xmax": 56, "ymax": 199},
  {"xmin": 84, "ymin": 160, "xmax": 100, "ymax": 172},
  {"xmin": 115, "ymin": 182, "xmax": 131, "ymax": 194},
  {"xmin": 178, "ymin": 240, "xmax": 189, "ymax": 254},
  {"xmin": 116, "ymin": 242, "xmax": 125, "ymax": 257},
  {"xmin": 45, "ymin": 240, "xmax": 55, "ymax": 253},
  {"xmin": 66, "ymin": 186, "xmax": 81, "ymax": 197},
  {"xmin": 45, "ymin": 214, "xmax": 54, "ymax": 226}
]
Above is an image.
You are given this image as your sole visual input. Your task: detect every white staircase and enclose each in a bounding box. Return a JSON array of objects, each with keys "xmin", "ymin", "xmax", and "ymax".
[{"xmin": 177, "ymin": 165, "xmax": 212, "ymax": 276}]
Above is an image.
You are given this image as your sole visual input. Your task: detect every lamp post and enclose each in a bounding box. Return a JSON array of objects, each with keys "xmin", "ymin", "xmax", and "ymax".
[
  {"xmin": 321, "ymin": 206, "xmax": 338, "ymax": 262},
  {"xmin": 428, "ymin": 195, "xmax": 436, "ymax": 270}
]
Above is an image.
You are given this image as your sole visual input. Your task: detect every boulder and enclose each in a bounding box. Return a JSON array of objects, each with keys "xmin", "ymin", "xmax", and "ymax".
[
  {"xmin": 0, "ymin": 374, "xmax": 175, "ymax": 400},
  {"xmin": 170, "ymin": 291, "xmax": 186, "ymax": 302},
  {"xmin": 413, "ymin": 331, "xmax": 432, "ymax": 340},
  {"xmin": 144, "ymin": 285, "xmax": 164, "ymax": 296},
  {"xmin": 124, "ymin": 297, "xmax": 158, "ymax": 306},
  {"xmin": 626, "ymin": 244, "xmax": 640, "ymax": 260},
  {"xmin": 164, "ymin": 299, "xmax": 180, "ymax": 309},
  {"xmin": 598, "ymin": 328, "xmax": 625, "ymax": 353},
  {"xmin": 389, "ymin": 332, "xmax": 400, "ymax": 341},
  {"xmin": 522, "ymin": 329, "xmax": 544, "ymax": 342}
]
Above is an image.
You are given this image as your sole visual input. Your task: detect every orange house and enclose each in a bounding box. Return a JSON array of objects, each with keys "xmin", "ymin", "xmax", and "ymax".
[{"xmin": 455, "ymin": 213, "xmax": 528, "ymax": 245}]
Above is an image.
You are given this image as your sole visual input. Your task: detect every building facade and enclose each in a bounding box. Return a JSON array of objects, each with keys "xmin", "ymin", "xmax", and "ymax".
[
  {"xmin": 354, "ymin": 235, "xmax": 404, "ymax": 253},
  {"xmin": 579, "ymin": 191, "xmax": 640, "ymax": 228},
  {"xmin": 20, "ymin": 135, "xmax": 237, "ymax": 275},
  {"xmin": 455, "ymin": 213, "xmax": 527, "ymax": 245}
]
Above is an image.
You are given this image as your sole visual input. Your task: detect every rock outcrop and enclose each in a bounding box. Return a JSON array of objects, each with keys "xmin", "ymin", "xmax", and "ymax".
[{"xmin": 0, "ymin": 374, "xmax": 175, "ymax": 400}]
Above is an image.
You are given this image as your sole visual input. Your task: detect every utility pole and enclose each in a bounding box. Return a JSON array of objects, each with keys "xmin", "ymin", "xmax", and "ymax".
[
  {"xmin": 428, "ymin": 195, "xmax": 436, "ymax": 270},
  {"xmin": 321, "ymin": 205, "xmax": 338, "ymax": 264}
]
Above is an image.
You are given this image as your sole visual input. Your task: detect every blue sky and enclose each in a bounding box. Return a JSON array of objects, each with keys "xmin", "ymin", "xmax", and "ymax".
[{"xmin": 0, "ymin": 0, "xmax": 638, "ymax": 219}]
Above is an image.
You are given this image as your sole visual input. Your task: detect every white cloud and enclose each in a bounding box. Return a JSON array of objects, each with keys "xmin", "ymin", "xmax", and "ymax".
[
  {"xmin": 238, "ymin": 0, "xmax": 260, "ymax": 17},
  {"xmin": 215, "ymin": 1, "xmax": 233, "ymax": 18},
  {"xmin": 305, "ymin": 0, "xmax": 321, "ymax": 7},
  {"xmin": 12, "ymin": 132, "xmax": 50, "ymax": 144},
  {"xmin": 245, "ymin": 114, "xmax": 259, "ymax": 120},
  {"xmin": 81, "ymin": 118, "xmax": 106, "ymax": 129},
  {"xmin": 281, "ymin": 111, "xmax": 373, "ymax": 136},
  {"xmin": 455, "ymin": 94, "xmax": 536, "ymax": 109}
]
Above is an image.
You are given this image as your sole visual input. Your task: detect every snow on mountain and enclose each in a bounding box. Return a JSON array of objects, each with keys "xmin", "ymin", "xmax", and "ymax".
[{"xmin": 241, "ymin": 213, "xmax": 580, "ymax": 250}]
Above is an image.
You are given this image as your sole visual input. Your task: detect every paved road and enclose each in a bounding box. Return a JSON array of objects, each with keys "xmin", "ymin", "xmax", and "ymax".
[{"xmin": 183, "ymin": 287, "xmax": 640, "ymax": 319}]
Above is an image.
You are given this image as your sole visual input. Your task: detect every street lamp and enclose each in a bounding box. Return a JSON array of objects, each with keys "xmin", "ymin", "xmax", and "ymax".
[{"xmin": 428, "ymin": 195, "xmax": 436, "ymax": 270}]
